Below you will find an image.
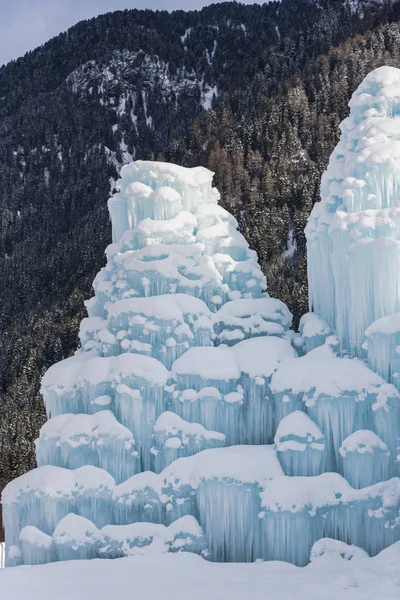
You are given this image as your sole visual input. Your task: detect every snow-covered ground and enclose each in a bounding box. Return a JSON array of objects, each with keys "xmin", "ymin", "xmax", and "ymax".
[{"xmin": 1, "ymin": 546, "xmax": 400, "ymax": 599}]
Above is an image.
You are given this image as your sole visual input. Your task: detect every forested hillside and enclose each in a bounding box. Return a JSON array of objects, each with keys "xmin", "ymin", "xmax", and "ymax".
[{"xmin": 1, "ymin": 0, "xmax": 400, "ymax": 502}]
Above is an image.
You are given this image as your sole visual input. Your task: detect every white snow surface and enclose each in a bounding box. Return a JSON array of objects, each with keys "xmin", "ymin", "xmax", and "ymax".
[
  {"xmin": 299, "ymin": 312, "xmax": 332, "ymax": 338},
  {"xmin": 270, "ymin": 344, "xmax": 399, "ymax": 404},
  {"xmin": 172, "ymin": 336, "xmax": 296, "ymax": 380},
  {"xmin": 120, "ymin": 161, "xmax": 215, "ymax": 193},
  {"xmin": 260, "ymin": 472, "xmax": 400, "ymax": 513},
  {"xmin": 38, "ymin": 512, "xmax": 203, "ymax": 550},
  {"xmin": 112, "ymin": 445, "xmax": 282, "ymax": 493},
  {"xmin": 37, "ymin": 411, "xmax": 134, "ymax": 446},
  {"xmin": 42, "ymin": 351, "xmax": 169, "ymax": 390},
  {"xmin": 274, "ymin": 411, "xmax": 324, "ymax": 445},
  {"xmin": 154, "ymin": 411, "xmax": 225, "ymax": 442},
  {"xmin": 215, "ymin": 297, "xmax": 290, "ymax": 325},
  {"xmin": 195, "ymin": 203, "xmax": 237, "ymax": 229},
  {"xmin": 2, "ymin": 445, "xmax": 284, "ymax": 508},
  {"xmin": 365, "ymin": 312, "xmax": 400, "ymax": 336},
  {"xmin": 19, "ymin": 527, "xmax": 53, "ymax": 549},
  {"xmin": 339, "ymin": 430, "xmax": 389, "ymax": 456},
  {"xmin": 122, "ymin": 210, "xmax": 197, "ymax": 244},
  {"xmin": 160, "ymin": 444, "xmax": 283, "ymax": 485},
  {"xmin": 1, "ymin": 545, "xmax": 400, "ymax": 599},
  {"xmin": 196, "ymin": 221, "xmax": 248, "ymax": 252},
  {"xmin": 107, "ymin": 293, "xmax": 212, "ymax": 321},
  {"xmin": 309, "ymin": 538, "xmax": 369, "ymax": 562},
  {"xmin": 2, "ymin": 465, "xmax": 115, "ymax": 505},
  {"xmin": 172, "ymin": 346, "xmax": 241, "ymax": 380},
  {"xmin": 231, "ymin": 336, "xmax": 297, "ymax": 378},
  {"xmin": 213, "ymin": 298, "xmax": 293, "ymax": 343},
  {"xmin": 53, "ymin": 514, "xmax": 99, "ymax": 546}
]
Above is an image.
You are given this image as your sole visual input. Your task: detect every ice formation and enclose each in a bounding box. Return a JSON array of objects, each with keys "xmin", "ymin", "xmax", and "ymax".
[
  {"xmin": 274, "ymin": 411, "xmax": 326, "ymax": 476},
  {"xmin": 151, "ymin": 411, "xmax": 225, "ymax": 473},
  {"xmin": 309, "ymin": 537, "xmax": 369, "ymax": 562},
  {"xmin": 364, "ymin": 313, "xmax": 400, "ymax": 390},
  {"xmin": 213, "ymin": 297, "xmax": 292, "ymax": 345},
  {"xmin": 307, "ymin": 66, "xmax": 400, "ymax": 356},
  {"xmin": 299, "ymin": 312, "xmax": 332, "ymax": 353},
  {"xmin": 3, "ymin": 117, "xmax": 400, "ymax": 569},
  {"xmin": 35, "ymin": 411, "xmax": 138, "ymax": 484},
  {"xmin": 18, "ymin": 513, "xmax": 207, "ymax": 565},
  {"xmin": 259, "ymin": 474, "xmax": 400, "ymax": 564},
  {"xmin": 339, "ymin": 430, "xmax": 391, "ymax": 489}
]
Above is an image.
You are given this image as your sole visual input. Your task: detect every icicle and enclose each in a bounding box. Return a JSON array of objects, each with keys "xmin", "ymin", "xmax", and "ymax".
[
  {"xmin": 19, "ymin": 526, "xmax": 56, "ymax": 565},
  {"xmin": 151, "ymin": 411, "xmax": 225, "ymax": 473},
  {"xmin": 275, "ymin": 411, "xmax": 326, "ymax": 476},
  {"xmin": 53, "ymin": 514, "xmax": 101, "ymax": 561},
  {"xmin": 35, "ymin": 411, "xmax": 138, "ymax": 484},
  {"xmin": 339, "ymin": 430, "xmax": 391, "ymax": 488}
]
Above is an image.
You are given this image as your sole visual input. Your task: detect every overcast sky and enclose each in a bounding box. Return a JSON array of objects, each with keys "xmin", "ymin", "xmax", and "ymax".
[{"xmin": 0, "ymin": 1, "xmax": 262, "ymax": 67}]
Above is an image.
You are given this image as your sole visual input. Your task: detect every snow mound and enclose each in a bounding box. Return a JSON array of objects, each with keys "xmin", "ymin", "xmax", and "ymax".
[
  {"xmin": 299, "ymin": 312, "xmax": 332, "ymax": 353},
  {"xmin": 274, "ymin": 411, "xmax": 326, "ymax": 476},
  {"xmin": 310, "ymin": 538, "xmax": 369, "ymax": 562},
  {"xmin": 213, "ymin": 297, "xmax": 292, "ymax": 345},
  {"xmin": 35, "ymin": 411, "xmax": 138, "ymax": 484},
  {"xmin": 364, "ymin": 312, "xmax": 400, "ymax": 390},
  {"xmin": 152, "ymin": 411, "xmax": 225, "ymax": 472},
  {"xmin": 339, "ymin": 430, "xmax": 389, "ymax": 457}
]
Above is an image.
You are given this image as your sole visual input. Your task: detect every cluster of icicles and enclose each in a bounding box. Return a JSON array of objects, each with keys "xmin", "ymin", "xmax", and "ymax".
[{"xmin": 2, "ymin": 144, "xmax": 400, "ymax": 568}]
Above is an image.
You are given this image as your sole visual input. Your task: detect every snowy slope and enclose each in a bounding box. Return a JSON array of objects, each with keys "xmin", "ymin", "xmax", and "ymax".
[{"xmin": 1, "ymin": 546, "xmax": 400, "ymax": 600}]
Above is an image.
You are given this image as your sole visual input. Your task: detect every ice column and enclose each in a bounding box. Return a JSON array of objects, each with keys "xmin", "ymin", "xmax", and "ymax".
[
  {"xmin": 306, "ymin": 66, "xmax": 400, "ymax": 355},
  {"xmin": 339, "ymin": 430, "xmax": 391, "ymax": 488},
  {"xmin": 274, "ymin": 411, "xmax": 326, "ymax": 476}
]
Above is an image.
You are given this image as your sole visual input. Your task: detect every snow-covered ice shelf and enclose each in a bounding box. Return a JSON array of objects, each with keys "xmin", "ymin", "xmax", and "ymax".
[{"xmin": 3, "ymin": 446, "xmax": 399, "ymax": 566}]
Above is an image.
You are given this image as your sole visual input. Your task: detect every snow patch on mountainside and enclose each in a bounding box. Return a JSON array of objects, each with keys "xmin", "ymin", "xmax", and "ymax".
[
  {"xmin": 68, "ymin": 50, "xmax": 218, "ymax": 182},
  {"xmin": 68, "ymin": 50, "xmax": 217, "ymax": 119}
]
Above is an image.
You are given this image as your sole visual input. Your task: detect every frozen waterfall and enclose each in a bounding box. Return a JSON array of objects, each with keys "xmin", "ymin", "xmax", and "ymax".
[{"xmin": 2, "ymin": 88, "xmax": 400, "ymax": 570}]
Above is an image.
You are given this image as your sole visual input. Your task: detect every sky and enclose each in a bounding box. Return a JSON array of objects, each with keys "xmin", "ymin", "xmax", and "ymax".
[{"xmin": 0, "ymin": 0, "xmax": 262, "ymax": 67}]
